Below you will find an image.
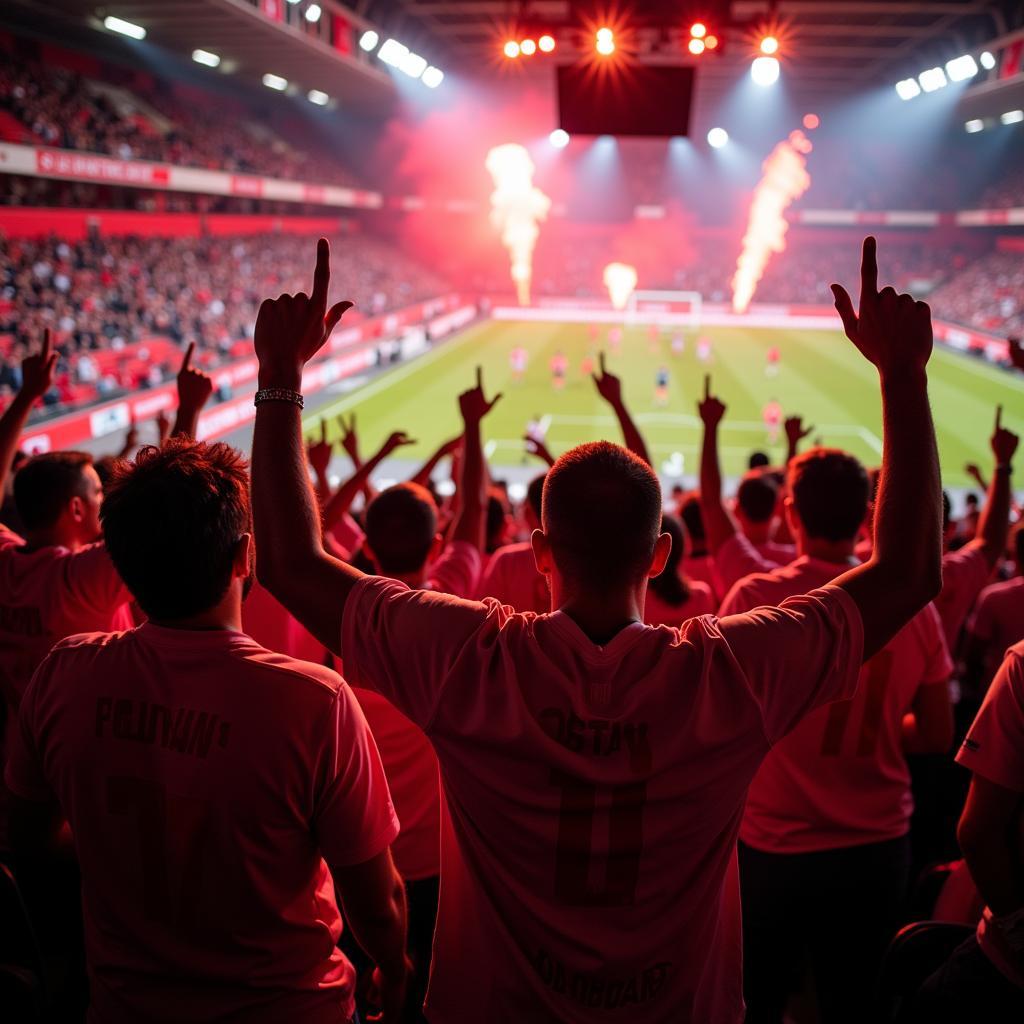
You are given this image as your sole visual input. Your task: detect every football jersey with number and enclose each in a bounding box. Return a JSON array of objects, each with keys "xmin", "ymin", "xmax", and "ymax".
[
  {"xmin": 341, "ymin": 576, "xmax": 863, "ymax": 1023},
  {"xmin": 720, "ymin": 556, "xmax": 952, "ymax": 853}
]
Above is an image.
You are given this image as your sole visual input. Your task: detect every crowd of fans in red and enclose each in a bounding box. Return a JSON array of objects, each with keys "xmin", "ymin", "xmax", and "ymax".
[{"xmin": 0, "ymin": 236, "xmax": 1022, "ymax": 1024}]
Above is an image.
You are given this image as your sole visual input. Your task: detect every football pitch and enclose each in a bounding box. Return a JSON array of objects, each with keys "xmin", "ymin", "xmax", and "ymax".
[{"xmin": 302, "ymin": 319, "xmax": 1024, "ymax": 489}]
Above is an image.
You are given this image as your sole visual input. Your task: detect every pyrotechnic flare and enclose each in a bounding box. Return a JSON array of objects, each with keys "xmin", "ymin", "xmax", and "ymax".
[
  {"xmin": 485, "ymin": 144, "xmax": 551, "ymax": 305},
  {"xmin": 603, "ymin": 262, "xmax": 639, "ymax": 311},
  {"xmin": 731, "ymin": 129, "xmax": 813, "ymax": 314}
]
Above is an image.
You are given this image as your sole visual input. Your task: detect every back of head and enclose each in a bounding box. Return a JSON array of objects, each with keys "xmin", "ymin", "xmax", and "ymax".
[
  {"xmin": 486, "ymin": 489, "xmax": 509, "ymax": 553},
  {"xmin": 649, "ymin": 514, "xmax": 691, "ymax": 607},
  {"xmin": 787, "ymin": 447, "xmax": 869, "ymax": 543},
  {"xmin": 748, "ymin": 451, "xmax": 770, "ymax": 470},
  {"xmin": 543, "ymin": 441, "xmax": 662, "ymax": 591},
  {"xmin": 366, "ymin": 482, "xmax": 438, "ymax": 576},
  {"xmin": 736, "ymin": 472, "xmax": 778, "ymax": 524},
  {"xmin": 526, "ymin": 472, "xmax": 546, "ymax": 524},
  {"xmin": 15, "ymin": 451, "xmax": 93, "ymax": 532},
  {"xmin": 678, "ymin": 493, "xmax": 706, "ymax": 547},
  {"xmin": 100, "ymin": 439, "xmax": 251, "ymax": 619}
]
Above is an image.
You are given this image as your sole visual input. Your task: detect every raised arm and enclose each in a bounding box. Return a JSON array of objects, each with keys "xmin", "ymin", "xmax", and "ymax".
[
  {"xmin": 593, "ymin": 353, "xmax": 650, "ymax": 465},
  {"xmin": 117, "ymin": 416, "xmax": 139, "ymax": 460},
  {"xmin": 972, "ymin": 407, "xmax": 1018, "ymax": 568},
  {"xmin": 252, "ymin": 239, "xmax": 364, "ymax": 652},
  {"xmin": 830, "ymin": 237, "xmax": 943, "ymax": 659},
  {"xmin": 785, "ymin": 415, "xmax": 813, "ymax": 466},
  {"xmin": 524, "ymin": 434, "xmax": 556, "ymax": 467},
  {"xmin": 0, "ymin": 329, "xmax": 56, "ymax": 497},
  {"xmin": 698, "ymin": 375, "xmax": 739, "ymax": 554},
  {"xmin": 449, "ymin": 367, "xmax": 501, "ymax": 549},
  {"xmin": 322, "ymin": 430, "xmax": 414, "ymax": 531},
  {"xmin": 171, "ymin": 343, "xmax": 214, "ymax": 439},
  {"xmin": 338, "ymin": 414, "xmax": 377, "ymax": 504},
  {"xmin": 306, "ymin": 420, "xmax": 334, "ymax": 506},
  {"xmin": 409, "ymin": 434, "xmax": 461, "ymax": 487}
]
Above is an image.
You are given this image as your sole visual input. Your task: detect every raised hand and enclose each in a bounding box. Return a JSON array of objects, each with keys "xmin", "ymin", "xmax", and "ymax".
[
  {"xmin": 338, "ymin": 413, "xmax": 360, "ymax": 463},
  {"xmin": 991, "ymin": 405, "xmax": 1019, "ymax": 466},
  {"xmin": 785, "ymin": 416, "xmax": 814, "ymax": 447},
  {"xmin": 459, "ymin": 366, "xmax": 502, "ymax": 425},
  {"xmin": 698, "ymin": 374, "xmax": 727, "ymax": 428},
  {"xmin": 20, "ymin": 328, "xmax": 58, "ymax": 401},
  {"xmin": 379, "ymin": 431, "xmax": 416, "ymax": 458},
  {"xmin": 307, "ymin": 420, "xmax": 332, "ymax": 478},
  {"xmin": 177, "ymin": 342, "xmax": 214, "ymax": 412},
  {"xmin": 592, "ymin": 351, "xmax": 623, "ymax": 406},
  {"xmin": 254, "ymin": 238, "xmax": 353, "ymax": 388},
  {"xmin": 155, "ymin": 408, "xmax": 172, "ymax": 445},
  {"xmin": 524, "ymin": 435, "xmax": 555, "ymax": 467},
  {"xmin": 831, "ymin": 236, "xmax": 933, "ymax": 377}
]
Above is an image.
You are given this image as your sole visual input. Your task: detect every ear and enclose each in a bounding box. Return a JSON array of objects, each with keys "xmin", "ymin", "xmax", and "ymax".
[
  {"xmin": 68, "ymin": 495, "xmax": 85, "ymax": 523},
  {"xmin": 233, "ymin": 533, "xmax": 253, "ymax": 578},
  {"xmin": 531, "ymin": 529, "xmax": 554, "ymax": 575},
  {"xmin": 647, "ymin": 531, "xmax": 672, "ymax": 579}
]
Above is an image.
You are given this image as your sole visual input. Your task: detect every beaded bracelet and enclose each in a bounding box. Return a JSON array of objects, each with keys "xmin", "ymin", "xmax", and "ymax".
[{"xmin": 254, "ymin": 388, "xmax": 304, "ymax": 409}]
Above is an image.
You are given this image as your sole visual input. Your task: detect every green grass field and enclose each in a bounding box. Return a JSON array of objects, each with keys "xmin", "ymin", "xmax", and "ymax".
[{"xmin": 302, "ymin": 320, "xmax": 1024, "ymax": 488}]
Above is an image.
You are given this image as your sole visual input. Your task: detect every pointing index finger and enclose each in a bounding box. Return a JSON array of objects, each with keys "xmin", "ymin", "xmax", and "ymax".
[
  {"xmin": 41, "ymin": 327, "xmax": 51, "ymax": 358},
  {"xmin": 312, "ymin": 238, "xmax": 330, "ymax": 308},
  {"xmin": 704, "ymin": 374, "xmax": 711, "ymax": 401},
  {"xmin": 476, "ymin": 365, "xmax": 483, "ymax": 391},
  {"xmin": 599, "ymin": 351, "xmax": 606, "ymax": 375},
  {"xmin": 860, "ymin": 236, "xmax": 878, "ymax": 301},
  {"xmin": 996, "ymin": 405, "xmax": 1003, "ymax": 431},
  {"xmin": 180, "ymin": 341, "xmax": 195, "ymax": 372}
]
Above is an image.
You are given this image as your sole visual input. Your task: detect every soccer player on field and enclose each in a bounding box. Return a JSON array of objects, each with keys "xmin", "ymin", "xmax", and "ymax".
[
  {"xmin": 654, "ymin": 365, "xmax": 670, "ymax": 407},
  {"xmin": 765, "ymin": 345, "xmax": 781, "ymax": 377},
  {"xmin": 510, "ymin": 345, "xmax": 528, "ymax": 383},
  {"xmin": 550, "ymin": 350, "xmax": 568, "ymax": 391},
  {"xmin": 252, "ymin": 236, "xmax": 942, "ymax": 1023},
  {"xmin": 762, "ymin": 397, "xmax": 783, "ymax": 445}
]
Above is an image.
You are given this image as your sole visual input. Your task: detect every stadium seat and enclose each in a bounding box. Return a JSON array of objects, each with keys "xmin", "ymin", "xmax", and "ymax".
[
  {"xmin": 877, "ymin": 921, "xmax": 974, "ymax": 1022},
  {"xmin": 906, "ymin": 861, "xmax": 957, "ymax": 922}
]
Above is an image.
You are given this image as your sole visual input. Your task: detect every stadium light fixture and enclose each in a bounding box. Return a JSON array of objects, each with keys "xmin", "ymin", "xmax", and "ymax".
[
  {"xmin": 378, "ymin": 38, "xmax": 409, "ymax": 67},
  {"xmin": 359, "ymin": 30, "xmax": 380, "ymax": 52},
  {"xmin": 803, "ymin": 113, "xmax": 820, "ymax": 130},
  {"xmin": 262, "ymin": 73, "xmax": 288, "ymax": 91},
  {"xmin": 538, "ymin": 35, "xmax": 556, "ymax": 53},
  {"xmin": 549, "ymin": 128, "xmax": 570, "ymax": 149},
  {"xmin": 750, "ymin": 56, "xmax": 780, "ymax": 87},
  {"xmin": 980, "ymin": 51, "xmax": 996, "ymax": 70},
  {"xmin": 521, "ymin": 39, "xmax": 537, "ymax": 56},
  {"xmin": 422, "ymin": 66, "xmax": 444, "ymax": 89},
  {"xmin": 705, "ymin": 35, "xmax": 718, "ymax": 50},
  {"xmin": 707, "ymin": 127, "xmax": 729, "ymax": 148},
  {"xmin": 192, "ymin": 49, "xmax": 221, "ymax": 68},
  {"xmin": 690, "ymin": 23, "xmax": 707, "ymax": 39},
  {"xmin": 103, "ymin": 16, "xmax": 146, "ymax": 40},
  {"xmin": 760, "ymin": 36, "xmax": 779, "ymax": 55},
  {"xmin": 304, "ymin": 3, "xmax": 322, "ymax": 22},
  {"xmin": 399, "ymin": 50, "xmax": 428, "ymax": 79},
  {"xmin": 307, "ymin": 89, "xmax": 330, "ymax": 106},
  {"xmin": 689, "ymin": 38, "xmax": 705, "ymax": 55},
  {"xmin": 1002, "ymin": 109, "xmax": 1024, "ymax": 125},
  {"xmin": 504, "ymin": 40, "xmax": 520, "ymax": 58},
  {"xmin": 918, "ymin": 67, "xmax": 947, "ymax": 92},
  {"xmin": 895, "ymin": 78, "xmax": 921, "ymax": 100},
  {"xmin": 945, "ymin": 55, "xmax": 978, "ymax": 82},
  {"xmin": 596, "ymin": 28, "xmax": 615, "ymax": 56},
  {"xmin": 964, "ymin": 119, "xmax": 984, "ymax": 133}
]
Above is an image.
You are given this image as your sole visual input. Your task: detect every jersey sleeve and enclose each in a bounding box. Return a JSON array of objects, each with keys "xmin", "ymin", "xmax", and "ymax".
[
  {"xmin": 967, "ymin": 586, "xmax": 997, "ymax": 644},
  {"xmin": 65, "ymin": 542, "xmax": 131, "ymax": 612},
  {"xmin": 3, "ymin": 659, "xmax": 53, "ymax": 802},
  {"xmin": 717, "ymin": 585, "xmax": 865, "ymax": 745},
  {"xmin": 341, "ymin": 575, "xmax": 497, "ymax": 730},
  {"xmin": 956, "ymin": 648, "xmax": 1024, "ymax": 792},
  {"xmin": 714, "ymin": 533, "xmax": 781, "ymax": 596},
  {"xmin": 428, "ymin": 541, "xmax": 482, "ymax": 600},
  {"xmin": 918, "ymin": 602, "xmax": 955, "ymax": 686},
  {"xmin": 312, "ymin": 683, "xmax": 400, "ymax": 868}
]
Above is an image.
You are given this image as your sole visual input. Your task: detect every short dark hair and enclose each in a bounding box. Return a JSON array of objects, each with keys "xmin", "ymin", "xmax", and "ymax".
[
  {"xmin": 366, "ymin": 483, "xmax": 438, "ymax": 575},
  {"xmin": 100, "ymin": 439, "xmax": 251, "ymax": 619},
  {"xmin": 15, "ymin": 451, "xmax": 94, "ymax": 531},
  {"xmin": 543, "ymin": 442, "xmax": 662, "ymax": 590},
  {"xmin": 678, "ymin": 493, "xmax": 706, "ymax": 545},
  {"xmin": 648, "ymin": 514, "xmax": 692, "ymax": 607},
  {"xmin": 788, "ymin": 448, "xmax": 869, "ymax": 543},
  {"xmin": 526, "ymin": 472, "xmax": 546, "ymax": 522},
  {"xmin": 748, "ymin": 451, "xmax": 770, "ymax": 470},
  {"xmin": 737, "ymin": 472, "xmax": 778, "ymax": 524},
  {"xmin": 486, "ymin": 489, "xmax": 508, "ymax": 552}
]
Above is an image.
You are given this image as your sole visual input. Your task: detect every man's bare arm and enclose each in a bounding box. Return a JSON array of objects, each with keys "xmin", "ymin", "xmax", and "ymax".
[
  {"xmin": 0, "ymin": 329, "xmax": 56, "ymax": 497},
  {"xmin": 322, "ymin": 431, "xmax": 414, "ymax": 531},
  {"xmin": 829, "ymin": 237, "xmax": 943, "ymax": 659},
  {"xmin": 593, "ymin": 353, "xmax": 651, "ymax": 465},
  {"xmin": 972, "ymin": 407, "xmax": 1019, "ymax": 568},
  {"xmin": 171, "ymin": 343, "xmax": 214, "ymax": 439},
  {"xmin": 409, "ymin": 435, "xmax": 461, "ymax": 487},
  {"xmin": 698, "ymin": 375, "xmax": 739, "ymax": 555},
  {"xmin": 449, "ymin": 367, "xmax": 501, "ymax": 549}
]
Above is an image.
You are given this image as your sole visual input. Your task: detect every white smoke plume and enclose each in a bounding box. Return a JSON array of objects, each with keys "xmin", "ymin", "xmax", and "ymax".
[
  {"xmin": 732, "ymin": 130, "xmax": 813, "ymax": 314},
  {"xmin": 485, "ymin": 144, "xmax": 551, "ymax": 305},
  {"xmin": 603, "ymin": 262, "xmax": 639, "ymax": 311}
]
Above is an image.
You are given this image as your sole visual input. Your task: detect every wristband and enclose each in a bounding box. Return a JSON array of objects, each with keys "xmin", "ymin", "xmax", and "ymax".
[
  {"xmin": 254, "ymin": 388, "xmax": 304, "ymax": 409},
  {"xmin": 996, "ymin": 463, "xmax": 1013, "ymax": 474}
]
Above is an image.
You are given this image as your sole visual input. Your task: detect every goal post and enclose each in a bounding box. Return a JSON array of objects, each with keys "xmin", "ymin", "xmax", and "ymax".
[{"xmin": 625, "ymin": 290, "xmax": 703, "ymax": 330}]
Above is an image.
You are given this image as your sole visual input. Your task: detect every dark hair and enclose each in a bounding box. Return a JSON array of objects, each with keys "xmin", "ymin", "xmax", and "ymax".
[
  {"xmin": 648, "ymin": 515, "xmax": 692, "ymax": 607},
  {"xmin": 100, "ymin": 439, "xmax": 250, "ymax": 619},
  {"xmin": 748, "ymin": 451, "xmax": 770, "ymax": 470},
  {"xmin": 486, "ymin": 490, "xmax": 508, "ymax": 553},
  {"xmin": 526, "ymin": 472, "xmax": 546, "ymax": 523},
  {"xmin": 366, "ymin": 483, "xmax": 438, "ymax": 575},
  {"xmin": 15, "ymin": 451, "xmax": 94, "ymax": 531},
  {"xmin": 965, "ymin": 493, "xmax": 979, "ymax": 509},
  {"xmin": 543, "ymin": 442, "xmax": 662, "ymax": 590},
  {"xmin": 788, "ymin": 448, "xmax": 869, "ymax": 543},
  {"xmin": 737, "ymin": 472, "xmax": 778, "ymax": 524},
  {"xmin": 678, "ymin": 493, "xmax": 707, "ymax": 547},
  {"xmin": 93, "ymin": 454, "xmax": 125, "ymax": 489}
]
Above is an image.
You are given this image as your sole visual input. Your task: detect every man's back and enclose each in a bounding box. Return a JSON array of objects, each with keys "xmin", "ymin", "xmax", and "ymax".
[
  {"xmin": 969, "ymin": 576, "xmax": 1024, "ymax": 683},
  {"xmin": 6, "ymin": 624, "xmax": 397, "ymax": 1024},
  {"xmin": 340, "ymin": 576, "xmax": 862, "ymax": 1023}
]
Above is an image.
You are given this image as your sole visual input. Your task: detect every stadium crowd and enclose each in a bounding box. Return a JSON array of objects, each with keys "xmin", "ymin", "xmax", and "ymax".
[{"xmin": 0, "ymin": 235, "xmax": 1022, "ymax": 1024}]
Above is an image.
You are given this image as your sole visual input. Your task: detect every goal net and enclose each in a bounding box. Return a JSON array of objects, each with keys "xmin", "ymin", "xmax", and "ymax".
[{"xmin": 625, "ymin": 290, "xmax": 703, "ymax": 330}]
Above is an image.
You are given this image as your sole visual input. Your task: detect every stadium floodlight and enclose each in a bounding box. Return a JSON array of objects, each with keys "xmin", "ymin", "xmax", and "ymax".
[
  {"xmin": 359, "ymin": 30, "xmax": 380, "ymax": 52},
  {"xmin": 378, "ymin": 38, "xmax": 409, "ymax": 67},
  {"xmin": 549, "ymin": 128, "xmax": 570, "ymax": 149},
  {"xmin": 596, "ymin": 28, "xmax": 615, "ymax": 55},
  {"xmin": 192, "ymin": 49, "xmax": 220, "ymax": 68},
  {"xmin": 964, "ymin": 119, "xmax": 984, "ymax": 133},
  {"xmin": 705, "ymin": 35, "xmax": 718, "ymax": 50},
  {"xmin": 504, "ymin": 40, "xmax": 520, "ymax": 58},
  {"xmin": 103, "ymin": 16, "xmax": 146, "ymax": 40},
  {"xmin": 1002, "ymin": 109, "xmax": 1024, "ymax": 125},
  {"xmin": 305, "ymin": 4, "xmax": 322, "ymax": 23},
  {"xmin": 521, "ymin": 39, "xmax": 537, "ymax": 56},
  {"xmin": 945, "ymin": 55, "xmax": 978, "ymax": 82},
  {"xmin": 980, "ymin": 51, "xmax": 996, "ymax": 70},
  {"xmin": 399, "ymin": 50, "xmax": 428, "ymax": 79},
  {"xmin": 262, "ymin": 73, "xmax": 288, "ymax": 91},
  {"xmin": 707, "ymin": 127, "xmax": 729, "ymax": 148},
  {"xmin": 690, "ymin": 23, "xmax": 707, "ymax": 39},
  {"xmin": 689, "ymin": 39, "xmax": 706, "ymax": 55},
  {"xmin": 422, "ymin": 66, "xmax": 444, "ymax": 89},
  {"xmin": 918, "ymin": 67, "xmax": 947, "ymax": 92},
  {"xmin": 307, "ymin": 89, "xmax": 330, "ymax": 106},
  {"xmin": 538, "ymin": 35, "xmax": 556, "ymax": 53},
  {"xmin": 750, "ymin": 56, "xmax": 780, "ymax": 86},
  {"xmin": 895, "ymin": 78, "xmax": 921, "ymax": 100},
  {"xmin": 760, "ymin": 36, "xmax": 779, "ymax": 55}
]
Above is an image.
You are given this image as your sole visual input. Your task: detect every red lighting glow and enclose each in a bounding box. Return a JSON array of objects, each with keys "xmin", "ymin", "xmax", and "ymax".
[
  {"xmin": 538, "ymin": 34, "xmax": 555, "ymax": 53},
  {"xmin": 760, "ymin": 35, "xmax": 779, "ymax": 55},
  {"xmin": 504, "ymin": 40, "xmax": 520, "ymax": 58},
  {"xmin": 690, "ymin": 23, "xmax": 707, "ymax": 39},
  {"xmin": 520, "ymin": 38, "xmax": 537, "ymax": 55},
  {"xmin": 803, "ymin": 113, "xmax": 820, "ymax": 130},
  {"xmin": 705, "ymin": 34, "xmax": 718, "ymax": 50},
  {"xmin": 688, "ymin": 38, "xmax": 706, "ymax": 55}
]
